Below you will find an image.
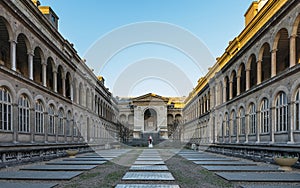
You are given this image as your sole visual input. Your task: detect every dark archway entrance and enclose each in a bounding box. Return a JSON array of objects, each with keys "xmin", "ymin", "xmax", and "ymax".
[{"xmin": 144, "ymin": 109, "xmax": 157, "ymax": 131}]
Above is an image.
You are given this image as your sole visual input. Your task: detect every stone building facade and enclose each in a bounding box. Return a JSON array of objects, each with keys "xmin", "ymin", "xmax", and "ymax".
[
  {"xmin": 182, "ymin": 0, "xmax": 300, "ymax": 157},
  {"xmin": 0, "ymin": 0, "xmax": 120, "ymax": 165},
  {"xmin": 117, "ymin": 93, "xmax": 183, "ymax": 143}
]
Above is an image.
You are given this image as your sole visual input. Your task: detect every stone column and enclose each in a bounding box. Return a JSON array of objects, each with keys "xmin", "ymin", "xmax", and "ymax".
[
  {"xmin": 10, "ymin": 40, "xmax": 17, "ymax": 71},
  {"xmin": 30, "ymin": 108, "xmax": 35, "ymax": 143},
  {"xmin": 270, "ymin": 107, "xmax": 275, "ymax": 143},
  {"xmin": 28, "ymin": 51, "xmax": 34, "ymax": 80},
  {"xmin": 290, "ymin": 35, "xmax": 296, "ymax": 67},
  {"xmin": 245, "ymin": 114, "xmax": 249, "ymax": 143},
  {"xmin": 236, "ymin": 115, "xmax": 240, "ymax": 143},
  {"xmin": 44, "ymin": 112, "xmax": 49, "ymax": 143},
  {"xmin": 237, "ymin": 75, "xmax": 241, "ymax": 95},
  {"xmin": 12, "ymin": 103, "xmax": 18, "ymax": 143},
  {"xmin": 55, "ymin": 115, "xmax": 58, "ymax": 143},
  {"xmin": 257, "ymin": 60, "xmax": 262, "ymax": 84},
  {"xmin": 256, "ymin": 111, "xmax": 260, "ymax": 143},
  {"xmin": 53, "ymin": 69, "xmax": 57, "ymax": 92},
  {"xmin": 271, "ymin": 49, "xmax": 277, "ymax": 77},
  {"xmin": 288, "ymin": 102, "xmax": 295, "ymax": 144},
  {"xmin": 64, "ymin": 117, "xmax": 67, "ymax": 143},
  {"xmin": 42, "ymin": 62, "xmax": 47, "ymax": 87},
  {"xmin": 246, "ymin": 68, "xmax": 250, "ymax": 91}
]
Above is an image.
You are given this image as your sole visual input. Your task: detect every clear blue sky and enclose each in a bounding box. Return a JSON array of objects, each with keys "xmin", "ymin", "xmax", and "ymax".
[{"xmin": 41, "ymin": 0, "xmax": 254, "ymax": 97}]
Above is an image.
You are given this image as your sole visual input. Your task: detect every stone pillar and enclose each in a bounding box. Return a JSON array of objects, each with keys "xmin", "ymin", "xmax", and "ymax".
[
  {"xmin": 30, "ymin": 108, "xmax": 35, "ymax": 143},
  {"xmin": 42, "ymin": 62, "xmax": 47, "ymax": 87},
  {"xmin": 53, "ymin": 69, "xmax": 57, "ymax": 93},
  {"xmin": 28, "ymin": 51, "xmax": 34, "ymax": 80},
  {"xmin": 245, "ymin": 114, "xmax": 249, "ymax": 143},
  {"xmin": 236, "ymin": 116, "xmax": 240, "ymax": 143},
  {"xmin": 237, "ymin": 75, "xmax": 241, "ymax": 95},
  {"xmin": 229, "ymin": 81, "xmax": 233, "ymax": 100},
  {"xmin": 55, "ymin": 115, "xmax": 58, "ymax": 143},
  {"xmin": 10, "ymin": 40, "xmax": 17, "ymax": 71},
  {"xmin": 12, "ymin": 103, "xmax": 18, "ymax": 143},
  {"xmin": 257, "ymin": 60, "xmax": 262, "ymax": 84},
  {"xmin": 44, "ymin": 112, "xmax": 49, "ymax": 143},
  {"xmin": 271, "ymin": 49, "xmax": 277, "ymax": 77},
  {"xmin": 64, "ymin": 117, "xmax": 67, "ymax": 143},
  {"xmin": 288, "ymin": 102, "xmax": 295, "ymax": 144},
  {"xmin": 270, "ymin": 107, "xmax": 275, "ymax": 143},
  {"xmin": 256, "ymin": 111, "xmax": 260, "ymax": 143},
  {"xmin": 290, "ymin": 35, "xmax": 296, "ymax": 68},
  {"xmin": 246, "ymin": 68, "xmax": 250, "ymax": 91}
]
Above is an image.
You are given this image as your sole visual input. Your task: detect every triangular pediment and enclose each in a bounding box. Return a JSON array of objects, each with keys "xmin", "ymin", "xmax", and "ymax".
[{"xmin": 132, "ymin": 93, "xmax": 169, "ymax": 103}]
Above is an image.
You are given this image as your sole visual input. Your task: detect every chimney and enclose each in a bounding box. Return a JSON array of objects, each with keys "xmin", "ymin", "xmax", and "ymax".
[
  {"xmin": 244, "ymin": 1, "xmax": 258, "ymax": 26},
  {"xmin": 244, "ymin": 0, "xmax": 269, "ymax": 27},
  {"xmin": 32, "ymin": 1, "xmax": 59, "ymax": 30}
]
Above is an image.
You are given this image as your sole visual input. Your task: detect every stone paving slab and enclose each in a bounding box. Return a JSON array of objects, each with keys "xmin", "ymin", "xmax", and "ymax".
[
  {"xmin": 115, "ymin": 184, "xmax": 180, "ymax": 188},
  {"xmin": 0, "ymin": 171, "xmax": 82, "ymax": 180},
  {"xmin": 193, "ymin": 161, "xmax": 256, "ymax": 166},
  {"xmin": 76, "ymin": 156, "xmax": 113, "ymax": 160},
  {"xmin": 241, "ymin": 184, "xmax": 300, "ymax": 188},
  {"xmin": 21, "ymin": 164, "xmax": 97, "ymax": 171},
  {"xmin": 185, "ymin": 158, "xmax": 236, "ymax": 161},
  {"xmin": 64, "ymin": 158, "xmax": 109, "ymax": 161},
  {"xmin": 122, "ymin": 172, "xmax": 175, "ymax": 181},
  {"xmin": 130, "ymin": 165, "xmax": 169, "ymax": 171},
  {"xmin": 202, "ymin": 165, "xmax": 282, "ymax": 172},
  {"xmin": 136, "ymin": 158, "xmax": 162, "ymax": 161},
  {"xmin": 134, "ymin": 161, "xmax": 165, "ymax": 165},
  {"xmin": 47, "ymin": 160, "xmax": 106, "ymax": 165},
  {"xmin": 0, "ymin": 182, "xmax": 58, "ymax": 188},
  {"xmin": 216, "ymin": 172, "xmax": 300, "ymax": 182}
]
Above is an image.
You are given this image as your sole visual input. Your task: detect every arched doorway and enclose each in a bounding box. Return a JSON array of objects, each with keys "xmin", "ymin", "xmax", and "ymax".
[{"xmin": 144, "ymin": 109, "xmax": 157, "ymax": 131}]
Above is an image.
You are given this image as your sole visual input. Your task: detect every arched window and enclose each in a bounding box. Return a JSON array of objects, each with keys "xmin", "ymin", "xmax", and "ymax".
[
  {"xmin": 239, "ymin": 107, "xmax": 245, "ymax": 135},
  {"xmin": 276, "ymin": 29, "xmax": 290, "ymax": 74},
  {"xmin": 260, "ymin": 43, "xmax": 271, "ymax": 81},
  {"xmin": 0, "ymin": 87, "xmax": 12, "ymax": 131},
  {"xmin": 239, "ymin": 64, "xmax": 246, "ymax": 93},
  {"xmin": 224, "ymin": 113, "xmax": 229, "ymax": 136},
  {"xmin": 73, "ymin": 115, "xmax": 78, "ymax": 136},
  {"xmin": 0, "ymin": 17, "xmax": 11, "ymax": 68},
  {"xmin": 249, "ymin": 55, "xmax": 257, "ymax": 88},
  {"xmin": 18, "ymin": 95, "xmax": 30, "ymax": 132},
  {"xmin": 58, "ymin": 108, "xmax": 64, "ymax": 135},
  {"xmin": 48, "ymin": 104, "xmax": 55, "ymax": 134},
  {"xmin": 65, "ymin": 72, "xmax": 72, "ymax": 100},
  {"xmin": 225, "ymin": 77, "xmax": 230, "ymax": 101},
  {"xmin": 35, "ymin": 100, "xmax": 44, "ymax": 133},
  {"xmin": 33, "ymin": 47, "xmax": 43, "ymax": 84},
  {"xmin": 79, "ymin": 83, "xmax": 83, "ymax": 105},
  {"xmin": 295, "ymin": 88, "xmax": 300, "ymax": 131},
  {"xmin": 46, "ymin": 58, "xmax": 54, "ymax": 90},
  {"xmin": 66, "ymin": 111, "xmax": 72, "ymax": 136},
  {"xmin": 231, "ymin": 71, "xmax": 237, "ymax": 98},
  {"xmin": 260, "ymin": 98, "xmax": 269, "ymax": 133},
  {"xmin": 231, "ymin": 111, "xmax": 237, "ymax": 136},
  {"xmin": 16, "ymin": 34, "xmax": 29, "ymax": 77},
  {"xmin": 275, "ymin": 92, "xmax": 288, "ymax": 132},
  {"xmin": 249, "ymin": 103, "xmax": 256, "ymax": 134},
  {"xmin": 57, "ymin": 66, "xmax": 63, "ymax": 95}
]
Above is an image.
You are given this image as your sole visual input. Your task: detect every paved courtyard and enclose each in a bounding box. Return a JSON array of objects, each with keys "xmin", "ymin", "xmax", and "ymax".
[{"xmin": 0, "ymin": 148, "xmax": 300, "ymax": 188}]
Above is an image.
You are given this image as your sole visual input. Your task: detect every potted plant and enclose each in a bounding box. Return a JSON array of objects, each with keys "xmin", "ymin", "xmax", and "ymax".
[
  {"xmin": 66, "ymin": 149, "xmax": 79, "ymax": 158},
  {"xmin": 273, "ymin": 153, "xmax": 299, "ymax": 171}
]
